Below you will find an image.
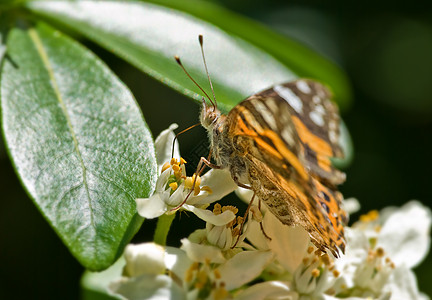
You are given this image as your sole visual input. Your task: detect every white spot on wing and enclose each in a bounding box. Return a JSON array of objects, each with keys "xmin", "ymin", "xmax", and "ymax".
[
  {"xmin": 317, "ymin": 88, "xmax": 327, "ymax": 98},
  {"xmin": 315, "ymin": 105, "xmax": 325, "ymax": 114},
  {"xmin": 310, "ymin": 111, "xmax": 325, "ymax": 127},
  {"xmin": 274, "ymin": 85, "xmax": 303, "ymax": 114},
  {"xmin": 329, "ymin": 130, "xmax": 338, "ymax": 143},
  {"xmin": 329, "ymin": 120, "xmax": 337, "ymax": 130},
  {"xmin": 251, "ymin": 99, "xmax": 278, "ymax": 130},
  {"xmin": 242, "ymin": 109, "xmax": 263, "ymax": 132},
  {"xmin": 296, "ymin": 80, "xmax": 311, "ymax": 94},
  {"xmin": 282, "ymin": 128, "xmax": 295, "ymax": 146},
  {"xmin": 266, "ymin": 98, "xmax": 279, "ymax": 113}
]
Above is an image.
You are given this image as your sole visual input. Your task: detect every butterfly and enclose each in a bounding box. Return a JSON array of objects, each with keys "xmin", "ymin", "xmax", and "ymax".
[{"xmin": 176, "ymin": 36, "xmax": 347, "ymax": 257}]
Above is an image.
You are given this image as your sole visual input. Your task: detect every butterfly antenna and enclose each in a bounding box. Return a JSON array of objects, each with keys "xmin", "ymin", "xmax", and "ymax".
[
  {"xmin": 198, "ymin": 35, "xmax": 217, "ymax": 111},
  {"xmin": 174, "ymin": 55, "xmax": 216, "ymax": 108},
  {"xmin": 171, "ymin": 123, "xmax": 202, "ymax": 159}
]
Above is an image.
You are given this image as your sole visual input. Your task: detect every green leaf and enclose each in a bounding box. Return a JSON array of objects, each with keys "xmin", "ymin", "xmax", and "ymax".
[
  {"xmin": 26, "ymin": 0, "xmax": 351, "ymax": 112},
  {"xmin": 0, "ymin": 22, "xmax": 157, "ymax": 271}
]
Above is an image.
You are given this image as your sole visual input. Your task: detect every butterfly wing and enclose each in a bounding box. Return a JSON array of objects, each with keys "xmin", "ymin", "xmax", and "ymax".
[
  {"xmin": 225, "ymin": 80, "xmax": 347, "ymax": 255},
  {"xmin": 258, "ymin": 80, "xmax": 345, "ymax": 186}
]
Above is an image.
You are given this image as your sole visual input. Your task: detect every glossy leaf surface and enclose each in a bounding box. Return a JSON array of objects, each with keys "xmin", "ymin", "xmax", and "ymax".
[
  {"xmin": 27, "ymin": 0, "xmax": 351, "ymax": 112},
  {"xmin": 0, "ymin": 22, "xmax": 157, "ymax": 270}
]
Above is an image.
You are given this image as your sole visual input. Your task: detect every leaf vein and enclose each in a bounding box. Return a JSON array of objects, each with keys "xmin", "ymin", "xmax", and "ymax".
[{"xmin": 28, "ymin": 28, "xmax": 96, "ymax": 235}]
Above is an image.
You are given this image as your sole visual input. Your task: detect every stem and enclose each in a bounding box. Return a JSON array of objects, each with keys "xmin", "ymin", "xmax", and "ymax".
[{"xmin": 154, "ymin": 213, "xmax": 176, "ymax": 246}]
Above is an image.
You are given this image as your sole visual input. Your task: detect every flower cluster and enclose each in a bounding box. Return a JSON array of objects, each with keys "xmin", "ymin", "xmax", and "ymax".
[
  {"xmin": 136, "ymin": 124, "xmax": 238, "ymax": 224},
  {"xmin": 106, "ymin": 125, "xmax": 431, "ymax": 300}
]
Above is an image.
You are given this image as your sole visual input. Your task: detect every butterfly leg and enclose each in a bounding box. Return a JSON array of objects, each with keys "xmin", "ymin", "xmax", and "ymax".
[
  {"xmin": 232, "ymin": 191, "xmax": 256, "ymax": 248},
  {"xmin": 258, "ymin": 198, "xmax": 272, "ymax": 241},
  {"xmin": 171, "ymin": 152, "xmax": 221, "ymax": 211},
  {"xmin": 232, "ymin": 175, "xmax": 252, "ymax": 190}
]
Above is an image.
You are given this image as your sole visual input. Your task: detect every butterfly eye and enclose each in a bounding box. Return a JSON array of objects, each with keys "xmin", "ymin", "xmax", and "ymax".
[
  {"xmin": 209, "ymin": 112, "xmax": 217, "ymax": 121},
  {"xmin": 206, "ymin": 112, "xmax": 217, "ymax": 126}
]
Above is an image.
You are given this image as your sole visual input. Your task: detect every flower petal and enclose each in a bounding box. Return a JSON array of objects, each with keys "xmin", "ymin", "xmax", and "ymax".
[
  {"xmin": 165, "ymin": 184, "xmax": 186, "ymax": 207},
  {"xmin": 154, "ymin": 123, "xmax": 180, "ymax": 170},
  {"xmin": 343, "ymin": 197, "xmax": 361, "ymax": 215},
  {"xmin": 264, "ymin": 213, "xmax": 310, "ymax": 273},
  {"xmin": 136, "ymin": 192, "xmax": 168, "ymax": 219},
  {"xmin": 218, "ymin": 250, "xmax": 274, "ymax": 290},
  {"xmin": 191, "ymin": 169, "xmax": 238, "ymax": 205},
  {"xmin": 180, "ymin": 238, "xmax": 226, "ymax": 264},
  {"xmin": 184, "ymin": 204, "xmax": 236, "ymax": 226},
  {"xmin": 235, "ymin": 186, "xmax": 255, "ymax": 205},
  {"xmin": 123, "ymin": 243, "xmax": 166, "ymax": 277},
  {"xmin": 235, "ymin": 281, "xmax": 293, "ymax": 300},
  {"xmin": 155, "ymin": 168, "xmax": 172, "ymax": 192},
  {"xmin": 109, "ymin": 274, "xmax": 185, "ymax": 300},
  {"xmin": 245, "ymin": 216, "xmax": 270, "ymax": 251},
  {"xmin": 384, "ymin": 265, "xmax": 427, "ymax": 300},
  {"xmin": 377, "ymin": 201, "xmax": 432, "ymax": 268},
  {"xmin": 165, "ymin": 246, "xmax": 192, "ymax": 281}
]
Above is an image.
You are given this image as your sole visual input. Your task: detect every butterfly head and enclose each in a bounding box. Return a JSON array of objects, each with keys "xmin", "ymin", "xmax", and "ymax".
[{"xmin": 200, "ymin": 97, "xmax": 221, "ymax": 130}]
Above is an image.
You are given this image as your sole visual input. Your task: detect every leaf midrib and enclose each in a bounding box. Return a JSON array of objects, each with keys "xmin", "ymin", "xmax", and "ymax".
[{"xmin": 28, "ymin": 27, "xmax": 95, "ymax": 230}]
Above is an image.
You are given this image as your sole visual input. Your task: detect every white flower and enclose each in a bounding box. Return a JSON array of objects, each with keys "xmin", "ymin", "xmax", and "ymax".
[
  {"xmin": 136, "ymin": 124, "xmax": 238, "ymax": 224},
  {"xmin": 108, "ymin": 243, "xmax": 191, "ymax": 300},
  {"xmin": 181, "ymin": 241, "xmax": 274, "ymax": 299},
  {"xmin": 238, "ymin": 206, "xmax": 340, "ymax": 300},
  {"xmin": 334, "ymin": 201, "xmax": 431, "ymax": 300},
  {"xmin": 238, "ymin": 189, "xmax": 431, "ymax": 300},
  {"xmin": 109, "ymin": 241, "xmax": 273, "ymax": 300}
]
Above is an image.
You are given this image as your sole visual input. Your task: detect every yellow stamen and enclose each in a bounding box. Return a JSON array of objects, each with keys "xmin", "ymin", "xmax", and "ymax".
[
  {"xmin": 180, "ymin": 157, "xmax": 187, "ymax": 165},
  {"xmin": 359, "ymin": 210, "xmax": 379, "ymax": 222},
  {"xmin": 369, "ymin": 237, "xmax": 377, "ymax": 248},
  {"xmin": 201, "ymin": 186, "xmax": 213, "ymax": 194},
  {"xmin": 194, "ymin": 185, "xmax": 200, "ymax": 196},
  {"xmin": 376, "ymin": 247, "xmax": 385, "ymax": 257},
  {"xmin": 192, "ymin": 174, "xmax": 202, "ymax": 187},
  {"xmin": 332, "ymin": 269, "xmax": 340, "ymax": 277},
  {"xmin": 185, "ymin": 262, "xmax": 199, "ymax": 282},
  {"xmin": 311, "ymin": 268, "xmax": 320, "ymax": 277},
  {"xmin": 196, "ymin": 270, "xmax": 208, "ymax": 286},
  {"xmin": 321, "ymin": 254, "xmax": 331, "ymax": 266},
  {"xmin": 174, "ymin": 170, "xmax": 182, "ymax": 180},
  {"xmin": 195, "ymin": 282, "xmax": 204, "ymax": 289},
  {"xmin": 185, "ymin": 269, "xmax": 194, "ymax": 282},
  {"xmin": 213, "ymin": 269, "xmax": 221, "ymax": 279},
  {"xmin": 226, "ymin": 216, "xmax": 237, "ymax": 228},
  {"xmin": 172, "ymin": 164, "xmax": 180, "ymax": 172},
  {"xmin": 213, "ymin": 203, "xmax": 222, "ymax": 215},
  {"xmin": 170, "ymin": 158, "xmax": 178, "ymax": 165},
  {"xmin": 375, "ymin": 225, "xmax": 382, "ymax": 233},
  {"xmin": 222, "ymin": 205, "xmax": 239, "ymax": 215},
  {"xmin": 161, "ymin": 162, "xmax": 170, "ymax": 173},
  {"xmin": 307, "ymin": 246, "xmax": 315, "ymax": 254},
  {"xmin": 184, "ymin": 177, "xmax": 193, "ymax": 189},
  {"xmin": 213, "ymin": 287, "xmax": 229, "ymax": 300},
  {"xmin": 169, "ymin": 182, "xmax": 178, "ymax": 191},
  {"xmin": 232, "ymin": 227, "xmax": 240, "ymax": 236}
]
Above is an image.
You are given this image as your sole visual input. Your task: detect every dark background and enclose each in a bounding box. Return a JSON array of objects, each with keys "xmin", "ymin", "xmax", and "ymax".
[{"xmin": 1, "ymin": 0, "xmax": 431, "ymax": 298}]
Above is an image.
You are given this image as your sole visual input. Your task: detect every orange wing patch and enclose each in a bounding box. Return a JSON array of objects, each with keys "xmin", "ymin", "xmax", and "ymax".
[{"xmin": 292, "ymin": 115, "xmax": 345, "ymax": 186}]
